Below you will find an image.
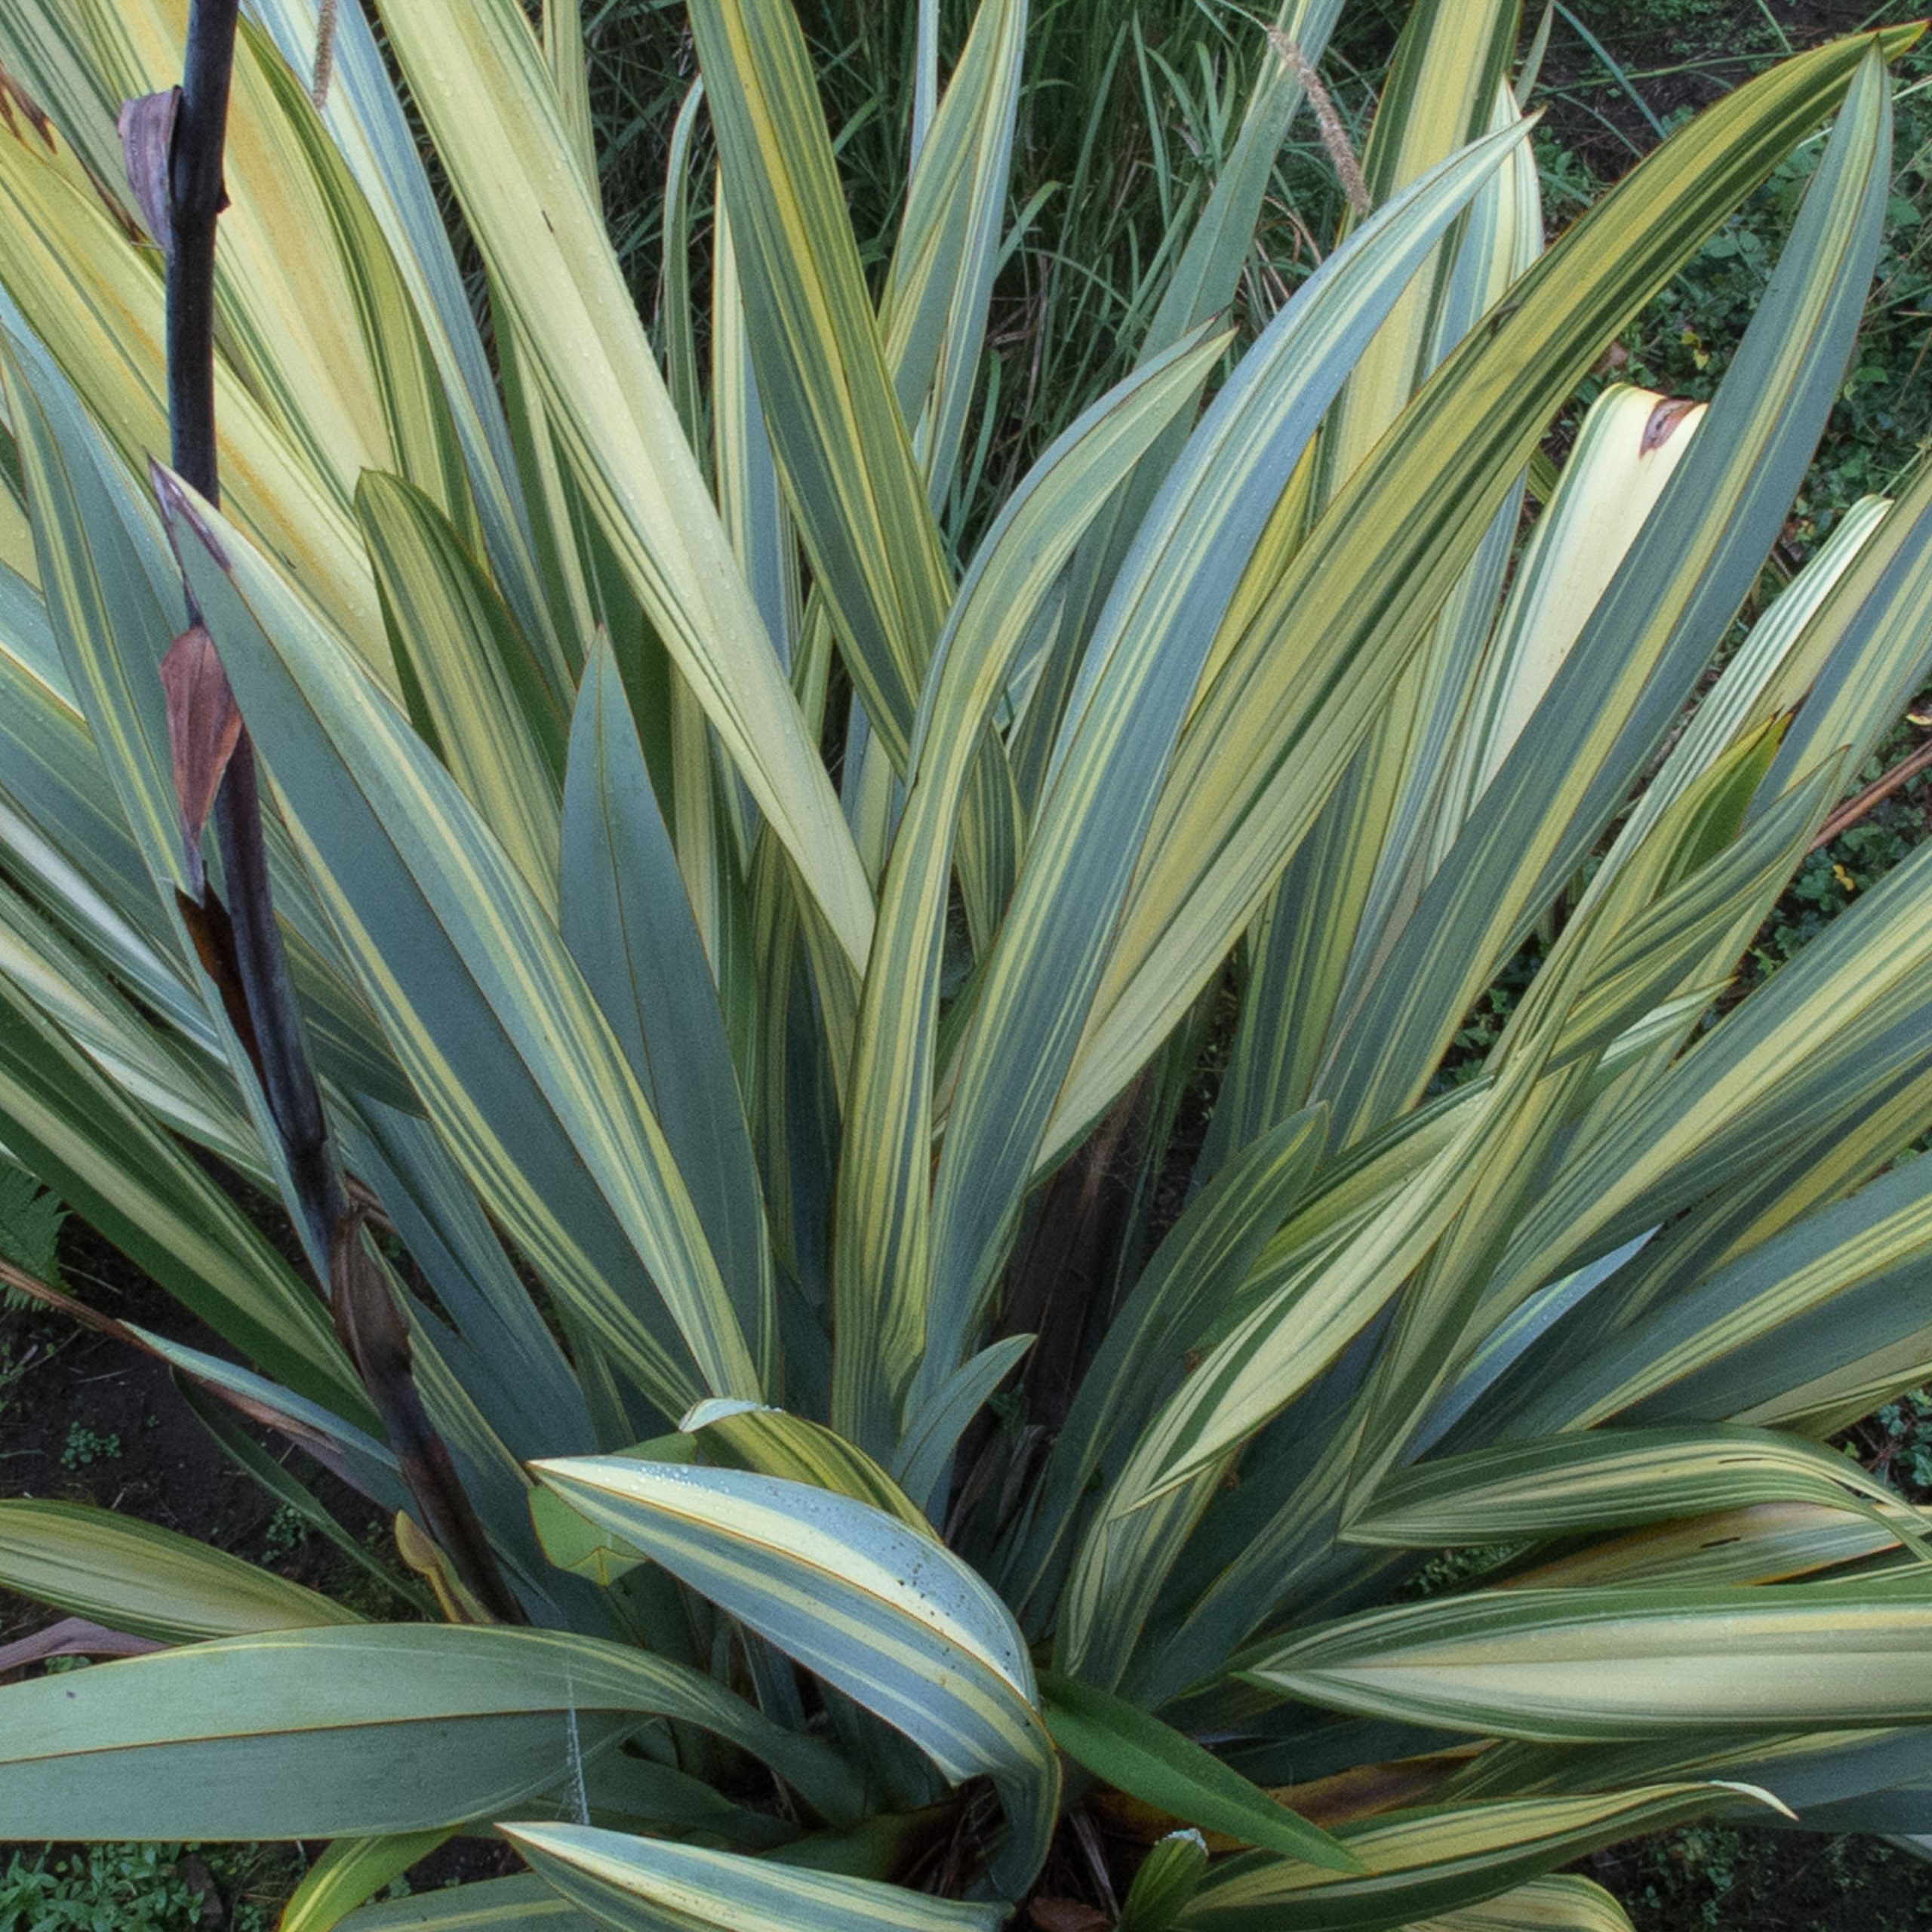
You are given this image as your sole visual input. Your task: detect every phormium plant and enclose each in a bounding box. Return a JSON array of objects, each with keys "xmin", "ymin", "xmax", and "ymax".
[{"xmin": 0, "ymin": 2, "xmax": 1928, "ymax": 1928}]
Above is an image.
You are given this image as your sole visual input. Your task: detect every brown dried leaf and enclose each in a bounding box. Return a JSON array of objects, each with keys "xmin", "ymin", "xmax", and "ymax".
[
  {"xmin": 1642, "ymin": 396, "xmax": 1700, "ymax": 453},
  {"xmin": 1268, "ymin": 1752, "xmax": 1475, "ymax": 1829},
  {"xmin": 160, "ymin": 623, "xmax": 242, "ymax": 889},
  {"xmin": 117, "ymin": 88, "xmax": 179, "ymax": 256},
  {"xmin": 0, "ymin": 1616, "xmax": 165, "ymax": 1679}
]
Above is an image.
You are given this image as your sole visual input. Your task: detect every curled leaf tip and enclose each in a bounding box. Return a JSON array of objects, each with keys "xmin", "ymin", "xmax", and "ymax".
[
  {"xmin": 117, "ymin": 90, "xmax": 179, "ymax": 256},
  {"xmin": 148, "ymin": 460, "xmax": 231, "ymax": 569},
  {"xmin": 1643, "ymin": 396, "xmax": 1701, "ymax": 451}
]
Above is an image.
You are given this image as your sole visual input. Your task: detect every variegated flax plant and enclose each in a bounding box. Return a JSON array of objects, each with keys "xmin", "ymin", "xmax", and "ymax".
[{"xmin": 0, "ymin": 2, "xmax": 1927, "ymax": 1927}]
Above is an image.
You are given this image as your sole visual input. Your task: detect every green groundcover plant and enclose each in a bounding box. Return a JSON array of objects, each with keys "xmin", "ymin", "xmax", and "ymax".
[{"xmin": 0, "ymin": 2, "xmax": 1930, "ymax": 1927}]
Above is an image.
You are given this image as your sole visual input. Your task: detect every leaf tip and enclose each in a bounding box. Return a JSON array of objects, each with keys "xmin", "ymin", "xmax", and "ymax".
[
  {"xmin": 117, "ymin": 90, "xmax": 179, "ymax": 256},
  {"xmin": 149, "ymin": 460, "xmax": 231, "ymax": 571}
]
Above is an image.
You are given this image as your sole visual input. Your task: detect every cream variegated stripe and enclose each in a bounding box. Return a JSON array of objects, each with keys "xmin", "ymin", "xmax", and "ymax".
[
  {"xmin": 997, "ymin": 0, "xmax": 1343, "ymax": 817},
  {"xmin": 0, "ymin": 881, "xmax": 257, "ymax": 1176},
  {"xmin": 1602, "ymin": 1158, "xmax": 1932, "ymax": 1434},
  {"xmin": 681, "ymin": 1398, "xmax": 936, "ymax": 1537},
  {"xmin": 1313, "ymin": 45, "xmax": 1890, "ymax": 1143},
  {"xmin": 532, "ymin": 1459, "xmax": 1057, "ymax": 1893},
  {"xmin": 3, "ymin": 325, "xmax": 411, "ymax": 1174},
  {"xmin": 371, "ymin": 0, "xmax": 874, "ymax": 972},
  {"xmin": 882, "ymin": 0, "xmax": 1027, "ymax": 502},
  {"xmin": 0, "ymin": 2, "xmax": 132, "ymax": 200},
  {"xmin": 918, "ymin": 122, "xmax": 1532, "ymax": 1417},
  {"xmin": 1604, "ymin": 490, "xmax": 1887, "ymax": 865},
  {"xmin": 686, "ymin": 0, "xmax": 1027, "ymax": 956},
  {"xmin": 1436, "ymin": 385, "xmax": 1704, "ymax": 853},
  {"xmin": 1312, "ymin": 0, "xmax": 1521, "ymax": 502},
  {"xmin": 0, "ymin": 971, "xmax": 360, "ymax": 1420},
  {"xmin": 1340, "ymin": 739, "xmax": 1838, "ymax": 1491},
  {"xmin": 1540, "ymin": 752, "xmax": 1834, "ymax": 1080},
  {"xmin": 0, "ymin": 485, "xmax": 34, "ymax": 587},
  {"xmin": 1343, "ymin": 1425, "xmax": 1926, "ymax": 1551},
  {"xmin": 358, "ymin": 471, "xmax": 565, "ymax": 913},
  {"xmin": 24, "ymin": 1, "xmax": 476, "ymax": 551},
  {"xmin": 0, "ymin": 100, "xmax": 386, "ymax": 667},
  {"xmin": 245, "ymin": 0, "xmax": 571, "ymax": 691},
  {"xmin": 0, "ymin": 1499, "xmax": 358, "ymax": 1643},
  {"xmin": 832, "ymin": 334, "xmax": 1226, "ymax": 1455},
  {"xmin": 1498, "ymin": 817, "xmax": 1932, "ymax": 1310},
  {"xmin": 509, "ymin": 1823, "xmax": 1005, "ymax": 1932},
  {"xmin": 278, "ymin": 1832, "xmax": 455, "ymax": 1932},
  {"xmin": 0, "ymin": 649, "xmax": 214, "ymax": 1037},
  {"xmin": 534, "ymin": 1457, "xmax": 1031, "ymax": 1695},
  {"xmin": 1002, "ymin": 1104, "xmax": 1328, "ymax": 1616},
  {"xmin": 1180, "ymin": 1789, "xmax": 1779, "ymax": 1931},
  {"xmin": 1502, "ymin": 1502, "xmax": 1913, "ymax": 1592},
  {"xmin": 177, "ymin": 499, "xmax": 764, "ymax": 1414},
  {"xmin": 1050, "ymin": 34, "xmax": 1912, "ymax": 1164},
  {"xmin": 1756, "ymin": 454, "xmax": 1932, "ymax": 807},
  {"xmin": 1247, "ymin": 1588, "xmax": 1932, "ymax": 1740},
  {"xmin": 1744, "ymin": 496, "xmax": 1899, "ymax": 734},
  {"xmin": 1056, "ymin": 1085, "xmax": 1501, "ymax": 1684},
  {"xmin": 685, "ymin": 0, "xmax": 953, "ymax": 768},
  {"xmin": 1401, "ymin": 1875, "xmax": 1640, "ymax": 1932},
  {"xmin": 1060, "ymin": 769, "xmax": 1729, "ymax": 1683},
  {"xmin": 0, "ymin": 1624, "xmax": 861, "ymax": 1838},
  {"xmin": 561, "ymin": 644, "xmax": 777, "ymax": 1385},
  {"xmin": 713, "ymin": 190, "xmax": 798, "ymax": 665},
  {"xmin": 235, "ymin": 22, "xmax": 479, "ymax": 551},
  {"xmin": 3, "ymin": 337, "xmax": 188, "ymax": 904}
]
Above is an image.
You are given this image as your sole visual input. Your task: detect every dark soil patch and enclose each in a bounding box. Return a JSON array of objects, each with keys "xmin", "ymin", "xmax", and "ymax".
[
  {"xmin": 0, "ymin": 1216, "xmax": 513, "ymax": 1923},
  {"xmin": 1588, "ymin": 1823, "xmax": 1932, "ymax": 1930},
  {"xmin": 0, "ymin": 1215, "xmax": 398, "ymax": 1647},
  {"xmin": 1536, "ymin": 2, "xmax": 1918, "ymax": 183}
]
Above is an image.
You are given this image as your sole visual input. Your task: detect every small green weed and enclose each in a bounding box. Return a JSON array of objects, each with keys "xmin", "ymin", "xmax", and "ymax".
[
  {"xmin": 262, "ymin": 1502, "xmax": 309, "ymax": 1563},
  {"xmin": 0, "ymin": 1842, "xmax": 294, "ymax": 1932},
  {"xmin": 1875, "ymin": 1386, "xmax": 1932, "ymax": 1494},
  {"xmin": 1630, "ymin": 1822, "xmax": 1744, "ymax": 1929},
  {"xmin": 0, "ymin": 1160, "xmax": 65, "ymax": 1314},
  {"xmin": 58, "ymin": 1423, "xmax": 120, "ymax": 1471},
  {"xmin": 1617, "ymin": 1820, "xmax": 1932, "ymax": 1932}
]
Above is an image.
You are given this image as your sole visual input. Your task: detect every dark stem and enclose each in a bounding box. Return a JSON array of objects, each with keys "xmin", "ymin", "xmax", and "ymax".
[
  {"xmin": 171, "ymin": 0, "xmax": 345, "ymax": 1263},
  {"xmin": 165, "ymin": 0, "xmax": 521, "ymax": 1622},
  {"xmin": 211, "ymin": 740, "xmax": 349, "ymax": 1257},
  {"xmin": 168, "ymin": 0, "xmax": 238, "ymax": 508}
]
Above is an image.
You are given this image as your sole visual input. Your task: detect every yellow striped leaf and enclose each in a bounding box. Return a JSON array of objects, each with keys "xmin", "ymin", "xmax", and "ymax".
[
  {"xmin": 173, "ymin": 489, "xmax": 761, "ymax": 1417},
  {"xmin": 0, "ymin": 1499, "xmax": 359, "ymax": 1643},
  {"xmin": 507, "ymin": 1822, "xmax": 1005, "ymax": 1931},
  {"xmin": 1245, "ymin": 1587, "xmax": 1932, "ymax": 1741},
  {"xmin": 531, "ymin": 1456, "xmax": 1057, "ymax": 1894},
  {"xmin": 370, "ymin": 0, "xmax": 875, "ymax": 971}
]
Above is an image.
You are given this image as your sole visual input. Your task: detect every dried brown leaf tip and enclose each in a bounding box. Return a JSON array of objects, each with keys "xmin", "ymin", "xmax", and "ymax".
[
  {"xmin": 0, "ymin": 66, "xmax": 56, "ymax": 152},
  {"xmin": 161, "ymin": 623, "xmax": 242, "ymax": 894},
  {"xmin": 1643, "ymin": 396, "xmax": 1700, "ymax": 453},
  {"xmin": 149, "ymin": 458, "xmax": 232, "ymax": 568},
  {"xmin": 118, "ymin": 88, "xmax": 180, "ymax": 257}
]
